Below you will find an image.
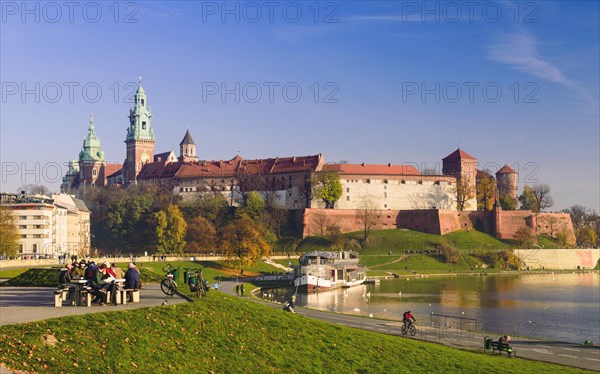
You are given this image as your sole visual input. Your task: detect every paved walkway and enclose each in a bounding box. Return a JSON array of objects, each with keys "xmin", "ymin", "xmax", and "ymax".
[
  {"xmin": 219, "ymin": 279, "xmax": 600, "ymax": 372},
  {"xmin": 0, "ymin": 284, "xmax": 188, "ymax": 326}
]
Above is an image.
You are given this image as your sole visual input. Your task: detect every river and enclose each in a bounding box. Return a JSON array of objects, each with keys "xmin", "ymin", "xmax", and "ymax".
[{"xmin": 262, "ymin": 272, "xmax": 600, "ymax": 344}]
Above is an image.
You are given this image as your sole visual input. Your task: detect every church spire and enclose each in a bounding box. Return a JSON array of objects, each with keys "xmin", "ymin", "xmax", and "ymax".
[
  {"xmin": 79, "ymin": 112, "xmax": 105, "ymax": 162},
  {"xmin": 126, "ymin": 77, "xmax": 154, "ymax": 142}
]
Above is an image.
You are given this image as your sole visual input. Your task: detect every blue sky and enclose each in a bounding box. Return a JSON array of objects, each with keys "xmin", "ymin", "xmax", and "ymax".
[{"xmin": 1, "ymin": 0, "xmax": 598, "ymax": 211}]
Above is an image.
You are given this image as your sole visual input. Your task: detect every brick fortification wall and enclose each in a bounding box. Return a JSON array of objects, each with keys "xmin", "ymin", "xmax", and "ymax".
[{"xmin": 302, "ymin": 209, "xmax": 575, "ymax": 245}]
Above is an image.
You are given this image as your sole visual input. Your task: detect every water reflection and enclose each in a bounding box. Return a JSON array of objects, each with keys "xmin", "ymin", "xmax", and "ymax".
[{"xmin": 262, "ymin": 273, "xmax": 600, "ymax": 344}]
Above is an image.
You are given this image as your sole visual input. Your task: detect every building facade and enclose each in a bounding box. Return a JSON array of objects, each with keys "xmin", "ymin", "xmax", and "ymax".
[{"xmin": 1, "ymin": 193, "xmax": 90, "ymax": 259}]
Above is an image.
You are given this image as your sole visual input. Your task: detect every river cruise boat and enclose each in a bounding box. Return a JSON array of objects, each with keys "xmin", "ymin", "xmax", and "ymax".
[{"xmin": 293, "ymin": 251, "xmax": 366, "ymax": 292}]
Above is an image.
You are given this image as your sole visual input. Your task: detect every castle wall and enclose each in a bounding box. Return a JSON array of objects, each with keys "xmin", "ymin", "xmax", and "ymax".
[
  {"xmin": 311, "ymin": 174, "xmax": 474, "ymax": 211},
  {"xmin": 535, "ymin": 213, "xmax": 576, "ymax": 245},
  {"xmin": 303, "ymin": 208, "xmax": 399, "ymax": 238},
  {"xmin": 495, "ymin": 210, "xmax": 533, "ymax": 239},
  {"xmin": 396, "ymin": 209, "xmax": 441, "ymax": 235}
]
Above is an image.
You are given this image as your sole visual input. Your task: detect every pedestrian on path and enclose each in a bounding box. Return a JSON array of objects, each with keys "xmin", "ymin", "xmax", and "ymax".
[{"xmin": 240, "ymin": 283, "xmax": 245, "ymax": 297}]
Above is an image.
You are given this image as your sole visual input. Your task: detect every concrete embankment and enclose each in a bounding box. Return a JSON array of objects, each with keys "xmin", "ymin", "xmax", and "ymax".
[{"xmin": 516, "ymin": 248, "xmax": 599, "ymax": 270}]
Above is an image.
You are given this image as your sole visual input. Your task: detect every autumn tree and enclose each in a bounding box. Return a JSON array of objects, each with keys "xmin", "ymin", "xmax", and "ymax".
[
  {"xmin": 476, "ymin": 172, "xmax": 496, "ymax": 211},
  {"xmin": 154, "ymin": 205, "xmax": 187, "ymax": 254},
  {"xmin": 577, "ymin": 226, "xmax": 597, "ymax": 248},
  {"xmin": 514, "ymin": 226, "xmax": 534, "ymax": 248},
  {"xmin": 452, "ymin": 175, "xmax": 475, "ymax": 211},
  {"xmin": 186, "ymin": 216, "xmax": 217, "ymax": 253},
  {"xmin": 310, "ymin": 211, "xmax": 329, "ymax": 236},
  {"xmin": 179, "ymin": 193, "xmax": 232, "ymax": 227},
  {"xmin": 357, "ymin": 197, "xmax": 378, "ymax": 241},
  {"xmin": 312, "ymin": 171, "xmax": 342, "ymax": 209},
  {"xmin": 0, "ymin": 206, "xmax": 19, "ymax": 257},
  {"xmin": 220, "ymin": 216, "xmax": 272, "ymax": 269}
]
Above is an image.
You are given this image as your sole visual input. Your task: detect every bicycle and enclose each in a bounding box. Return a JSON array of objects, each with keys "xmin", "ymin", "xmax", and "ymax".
[
  {"xmin": 160, "ymin": 264, "xmax": 177, "ymax": 297},
  {"xmin": 187, "ymin": 268, "xmax": 210, "ymax": 298},
  {"xmin": 401, "ymin": 321, "xmax": 417, "ymax": 336}
]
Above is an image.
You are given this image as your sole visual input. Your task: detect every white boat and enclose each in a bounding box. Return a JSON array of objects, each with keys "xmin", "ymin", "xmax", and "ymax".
[{"xmin": 293, "ymin": 251, "xmax": 366, "ymax": 292}]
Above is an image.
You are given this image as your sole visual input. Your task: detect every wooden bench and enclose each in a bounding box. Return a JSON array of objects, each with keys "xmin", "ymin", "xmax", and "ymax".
[
  {"xmin": 124, "ymin": 289, "xmax": 140, "ymax": 303},
  {"xmin": 491, "ymin": 341, "xmax": 515, "ymax": 357}
]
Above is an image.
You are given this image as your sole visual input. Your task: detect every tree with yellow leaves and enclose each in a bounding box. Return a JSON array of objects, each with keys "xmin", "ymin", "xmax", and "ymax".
[{"xmin": 220, "ymin": 216, "xmax": 272, "ymax": 269}]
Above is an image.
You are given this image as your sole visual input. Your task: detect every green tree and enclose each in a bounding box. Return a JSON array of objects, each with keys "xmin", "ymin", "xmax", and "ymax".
[
  {"xmin": 238, "ymin": 191, "xmax": 264, "ymax": 220},
  {"xmin": 186, "ymin": 216, "xmax": 217, "ymax": 253},
  {"xmin": 312, "ymin": 171, "xmax": 342, "ymax": 209},
  {"xmin": 180, "ymin": 193, "xmax": 232, "ymax": 227},
  {"xmin": 0, "ymin": 206, "xmax": 19, "ymax": 257},
  {"xmin": 107, "ymin": 194, "xmax": 155, "ymax": 252},
  {"xmin": 154, "ymin": 205, "xmax": 187, "ymax": 254},
  {"xmin": 220, "ymin": 216, "xmax": 272, "ymax": 269},
  {"xmin": 476, "ymin": 172, "xmax": 495, "ymax": 211},
  {"xmin": 499, "ymin": 194, "xmax": 517, "ymax": 210},
  {"xmin": 518, "ymin": 185, "xmax": 538, "ymax": 212},
  {"xmin": 519, "ymin": 184, "xmax": 553, "ymax": 212}
]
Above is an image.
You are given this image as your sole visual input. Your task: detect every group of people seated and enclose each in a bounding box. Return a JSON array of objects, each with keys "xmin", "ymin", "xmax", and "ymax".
[{"xmin": 58, "ymin": 260, "xmax": 141, "ymax": 306}]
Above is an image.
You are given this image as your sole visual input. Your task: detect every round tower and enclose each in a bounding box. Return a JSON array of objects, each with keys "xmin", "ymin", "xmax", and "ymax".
[{"xmin": 496, "ymin": 164, "xmax": 518, "ymax": 203}]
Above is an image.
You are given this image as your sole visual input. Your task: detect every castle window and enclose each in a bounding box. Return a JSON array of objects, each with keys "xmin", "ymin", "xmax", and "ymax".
[
  {"xmin": 346, "ymin": 187, "xmax": 350, "ymax": 193},
  {"xmin": 384, "ymin": 192, "xmax": 387, "ymax": 198},
  {"xmin": 142, "ymin": 121, "xmax": 147, "ymax": 130},
  {"xmin": 366, "ymin": 179, "xmax": 371, "ymax": 184},
  {"xmin": 383, "ymin": 179, "xmax": 388, "ymax": 184},
  {"xmin": 384, "ymin": 204, "xmax": 388, "ymax": 208},
  {"xmin": 92, "ymin": 169, "xmax": 97, "ymax": 176},
  {"xmin": 346, "ymin": 196, "xmax": 350, "ymax": 201},
  {"xmin": 401, "ymin": 180, "xmax": 406, "ymax": 184},
  {"xmin": 141, "ymin": 99, "xmax": 145, "ymax": 106}
]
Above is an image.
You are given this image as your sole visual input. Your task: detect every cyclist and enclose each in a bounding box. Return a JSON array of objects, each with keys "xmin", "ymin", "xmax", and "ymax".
[{"xmin": 403, "ymin": 310, "xmax": 416, "ymax": 328}]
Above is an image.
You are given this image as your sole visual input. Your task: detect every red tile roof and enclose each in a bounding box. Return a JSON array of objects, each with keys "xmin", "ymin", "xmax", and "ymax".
[
  {"xmin": 104, "ymin": 164, "xmax": 122, "ymax": 178},
  {"xmin": 496, "ymin": 164, "xmax": 516, "ymax": 174},
  {"xmin": 138, "ymin": 154, "xmax": 323, "ymax": 180},
  {"xmin": 323, "ymin": 163, "xmax": 421, "ymax": 176},
  {"xmin": 442, "ymin": 149, "xmax": 476, "ymax": 161}
]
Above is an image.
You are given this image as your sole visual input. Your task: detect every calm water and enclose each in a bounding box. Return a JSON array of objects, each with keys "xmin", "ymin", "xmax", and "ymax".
[{"xmin": 263, "ymin": 272, "xmax": 600, "ymax": 344}]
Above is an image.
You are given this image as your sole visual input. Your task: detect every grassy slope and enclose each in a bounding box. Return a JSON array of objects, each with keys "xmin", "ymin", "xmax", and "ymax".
[
  {"xmin": 0, "ymin": 293, "xmax": 589, "ymax": 373},
  {"xmin": 298, "ymin": 230, "xmax": 511, "ymax": 273}
]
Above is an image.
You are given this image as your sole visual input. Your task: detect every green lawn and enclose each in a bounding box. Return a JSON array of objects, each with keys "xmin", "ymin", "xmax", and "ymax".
[
  {"xmin": 0, "ymin": 267, "xmax": 32, "ymax": 279},
  {"xmin": 0, "ymin": 292, "xmax": 589, "ymax": 373}
]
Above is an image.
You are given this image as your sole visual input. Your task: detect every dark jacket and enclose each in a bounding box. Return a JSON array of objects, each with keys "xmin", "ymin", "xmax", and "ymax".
[
  {"xmin": 58, "ymin": 269, "xmax": 72, "ymax": 287},
  {"xmin": 125, "ymin": 268, "xmax": 141, "ymax": 289}
]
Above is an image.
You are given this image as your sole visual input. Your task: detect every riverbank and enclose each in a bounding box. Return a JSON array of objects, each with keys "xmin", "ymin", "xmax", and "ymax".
[{"xmin": 0, "ymin": 289, "xmax": 594, "ymax": 373}]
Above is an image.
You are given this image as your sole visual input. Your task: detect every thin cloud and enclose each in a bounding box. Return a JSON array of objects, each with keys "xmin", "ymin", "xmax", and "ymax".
[
  {"xmin": 487, "ymin": 30, "xmax": 596, "ymax": 110},
  {"xmin": 487, "ymin": 30, "xmax": 568, "ymax": 84}
]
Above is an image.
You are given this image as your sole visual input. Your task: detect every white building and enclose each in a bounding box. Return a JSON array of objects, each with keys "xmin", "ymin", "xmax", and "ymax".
[{"xmin": 1, "ymin": 193, "xmax": 90, "ymax": 259}]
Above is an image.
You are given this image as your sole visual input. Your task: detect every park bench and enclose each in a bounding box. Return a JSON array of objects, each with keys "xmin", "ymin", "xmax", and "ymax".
[{"xmin": 491, "ymin": 341, "xmax": 516, "ymax": 357}]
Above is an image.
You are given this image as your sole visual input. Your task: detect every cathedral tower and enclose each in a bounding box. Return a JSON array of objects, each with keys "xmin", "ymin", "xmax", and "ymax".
[
  {"xmin": 124, "ymin": 78, "xmax": 155, "ymax": 184},
  {"xmin": 179, "ymin": 129, "xmax": 198, "ymax": 162},
  {"xmin": 78, "ymin": 113, "xmax": 106, "ymax": 187}
]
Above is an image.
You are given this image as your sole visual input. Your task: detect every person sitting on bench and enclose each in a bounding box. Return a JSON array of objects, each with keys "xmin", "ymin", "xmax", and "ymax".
[{"xmin": 58, "ymin": 263, "xmax": 72, "ymax": 289}]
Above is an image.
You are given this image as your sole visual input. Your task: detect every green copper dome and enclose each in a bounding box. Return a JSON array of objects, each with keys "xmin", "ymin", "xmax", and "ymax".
[{"xmin": 79, "ymin": 113, "xmax": 106, "ymax": 162}]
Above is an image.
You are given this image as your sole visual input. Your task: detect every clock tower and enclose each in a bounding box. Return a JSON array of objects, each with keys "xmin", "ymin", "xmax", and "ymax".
[{"xmin": 124, "ymin": 77, "xmax": 155, "ymax": 184}]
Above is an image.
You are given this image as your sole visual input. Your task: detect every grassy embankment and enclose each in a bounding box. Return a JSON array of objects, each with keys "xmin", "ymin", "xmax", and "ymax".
[
  {"xmin": 296, "ymin": 229, "xmax": 564, "ymax": 276},
  {"xmin": 0, "ymin": 291, "xmax": 590, "ymax": 373}
]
